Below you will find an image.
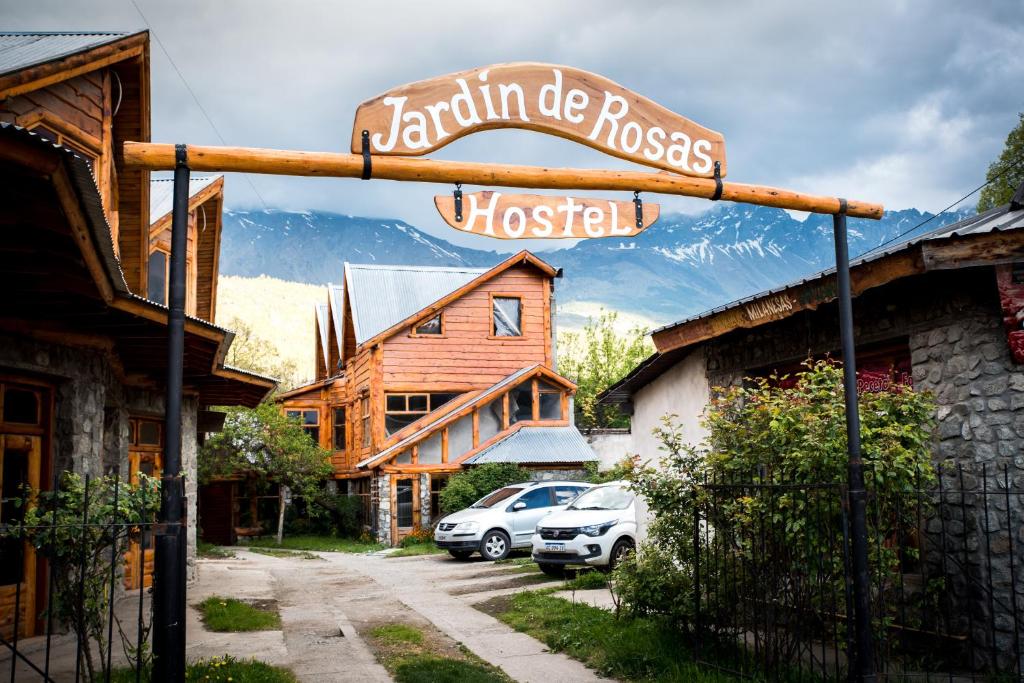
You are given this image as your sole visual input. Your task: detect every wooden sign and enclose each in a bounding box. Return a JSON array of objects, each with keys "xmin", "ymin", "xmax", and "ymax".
[
  {"xmin": 434, "ymin": 191, "xmax": 659, "ymax": 240},
  {"xmin": 352, "ymin": 63, "xmax": 726, "ymax": 178}
]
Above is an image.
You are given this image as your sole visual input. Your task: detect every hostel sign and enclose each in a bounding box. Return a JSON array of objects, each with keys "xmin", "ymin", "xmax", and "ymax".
[
  {"xmin": 351, "ymin": 63, "xmax": 727, "ymax": 178},
  {"xmin": 434, "ymin": 191, "xmax": 659, "ymax": 240}
]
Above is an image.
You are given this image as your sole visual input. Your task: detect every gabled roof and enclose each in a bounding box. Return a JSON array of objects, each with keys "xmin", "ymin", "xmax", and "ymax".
[
  {"xmin": 464, "ymin": 426, "xmax": 597, "ymax": 465},
  {"xmin": 0, "ymin": 32, "xmax": 131, "ymax": 75},
  {"xmin": 315, "ymin": 302, "xmax": 330, "ymax": 368},
  {"xmin": 149, "ymin": 176, "xmax": 223, "ymax": 225},
  {"xmin": 345, "ymin": 251, "xmax": 558, "ymax": 347},
  {"xmin": 328, "ymin": 283, "xmax": 344, "ymax": 358},
  {"xmin": 345, "ymin": 263, "xmax": 488, "ymax": 344},
  {"xmin": 0, "ymin": 31, "xmax": 148, "ymax": 98},
  {"xmin": 356, "ymin": 363, "xmax": 576, "ymax": 469}
]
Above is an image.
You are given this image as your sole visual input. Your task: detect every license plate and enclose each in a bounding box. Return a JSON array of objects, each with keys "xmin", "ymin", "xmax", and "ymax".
[
  {"xmin": 544, "ymin": 543, "xmax": 566, "ymax": 552},
  {"xmin": 437, "ymin": 534, "xmax": 448, "ymax": 542}
]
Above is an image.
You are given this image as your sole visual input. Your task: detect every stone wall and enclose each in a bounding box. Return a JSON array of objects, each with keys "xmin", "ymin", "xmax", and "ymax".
[
  {"xmin": 0, "ymin": 331, "xmax": 200, "ymax": 582},
  {"xmin": 374, "ymin": 473, "xmax": 391, "ymax": 545},
  {"xmin": 527, "ymin": 468, "xmax": 589, "ymax": 482},
  {"xmin": 419, "ymin": 472, "xmax": 431, "ymax": 528},
  {"xmin": 698, "ymin": 267, "xmax": 1024, "ymax": 671}
]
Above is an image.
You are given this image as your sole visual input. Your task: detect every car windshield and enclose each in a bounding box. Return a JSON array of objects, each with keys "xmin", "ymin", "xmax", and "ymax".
[
  {"xmin": 568, "ymin": 484, "xmax": 633, "ymax": 511},
  {"xmin": 471, "ymin": 487, "xmax": 522, "ymax": 508}
]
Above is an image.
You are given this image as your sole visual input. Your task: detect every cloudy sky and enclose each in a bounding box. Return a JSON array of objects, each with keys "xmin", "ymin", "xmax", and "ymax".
[{"xmin": 6, "ymin": 1, "xmax": 1022, "ymax": 250}]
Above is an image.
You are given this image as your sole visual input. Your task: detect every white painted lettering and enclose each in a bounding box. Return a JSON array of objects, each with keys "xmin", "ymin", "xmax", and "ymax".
[
  {"xmin": 401, "ymin": 110, "xmax": 430, "ymax": 149},
  {"xmin": 691, "ymin": 139, "xmax": 713, "ymax": 174},
  {"xmin": 503, "ymin": 206, "xmax": 527, "ymax": 238},
  {"xmin": 587, "ymin": 92, "xmax": 629, "ymax": 149},
  {"xmin": 609, "ymin": 201, "xmax": 632, "ymax": 235},
  {"xmin": 465, "ymin": 192, "xmax": 500, "ymax": 236},
  {"xmin": 477, "ymin": 70, "xmax": 500, "ymax": 121},
  {"xmin": 620, "ymin": 121, "xmax": 643, "ymax": 154},
  {"xmin": 424, "ymin": 102, "xmax": 451, "ymax": 140},
  {"xmin": 582, "ymin": 206, "xmax": 605, "ymax": 237},
  {"xmin": 667, "ymin": 131, "xmax": 693, "ymax": 171},
  {"xmin": 531, "ymin": 205, "xmax": 554, "ymax": 237},
  {"xmin": 498, "ymin": 83, "xmax": 530, "ymax": 122},
  {"xmin": 564, "ymin": 88, "xmax": 588, "ymax": 123},
  {"xmin": 538, "ymin": 69, "xmax": 563, "ymax": 120},
  {"xmin": 372, "ymin": 96, "xmax": 406, "ymax": 152},
  {"xmin": 643, "ymin": 126, "xmax": 666, "ymax": 161},
  {"xmin": 451, "ymin": 78, "xmax": 482, "ymax": 127},
  {"xmin": 557, "ymin": 196, "xmax": 583, "ymax": 236}
]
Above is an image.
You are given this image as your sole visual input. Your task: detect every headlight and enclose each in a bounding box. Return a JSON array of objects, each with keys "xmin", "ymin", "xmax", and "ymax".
[
  {"xmin": 454, "ymin": 521, "xmax": 479, "ymax": 532},
  {"xmin": 579, "ymin": 521, "xmax": 617, "ymax": 537}
]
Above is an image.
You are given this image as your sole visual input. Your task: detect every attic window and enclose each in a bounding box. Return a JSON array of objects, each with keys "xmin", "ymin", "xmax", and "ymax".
[
  {"xmin": 492, "ymin": 296, "xmax": 522, "ymax": 337},
  {"xmin": 414, "ymin": 314, "xmax": 442, "ymax": 336},
  {"xmin": 148, "ymin": 250, "xmax": 168, "ymax": 305}
]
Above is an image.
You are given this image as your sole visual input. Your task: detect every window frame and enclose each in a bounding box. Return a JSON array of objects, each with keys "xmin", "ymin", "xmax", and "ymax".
[
  {"xmin": 383, "ymin": 393, "xmax": 459, "ymax": 436},
  {"xmin": 332, "ymin": 406, "xmax": 346, "ymax": 452},
  {"xmin": 489, "ymin": 294, "xmax": 524, "ymax": 339},
  {"xmin": 147, "ymin": 248, "xmax": 169, "ymax": 305},
  {"xmin": 410, "ymin": 312, "xmax": 445, "ymax": 337},
  {"xmin": 361, "ymin": 396, "xmax": 371, "ymax": 448},
  {"xmin": 285, "ymin": 408, "xmax": 321, "ymax": 446}
]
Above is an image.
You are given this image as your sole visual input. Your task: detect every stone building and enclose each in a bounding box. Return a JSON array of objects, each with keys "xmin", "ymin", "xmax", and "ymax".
[
  {"xmin": 600, "ymin": 189, "xmax": 1024, "ymax": 671},
  {"xmin": 0, "ymin": 32, "xmax": 273, "ymax": 639}
]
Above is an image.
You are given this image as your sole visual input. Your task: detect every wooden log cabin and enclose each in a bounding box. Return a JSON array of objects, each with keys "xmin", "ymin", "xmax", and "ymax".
[
  {"xmin": 0, "ymin": 31, "xmax": 274, "ymax": 639},
  {"xmin": 275, "ymin": 251, "xmax": 597, "ymax": 545}
]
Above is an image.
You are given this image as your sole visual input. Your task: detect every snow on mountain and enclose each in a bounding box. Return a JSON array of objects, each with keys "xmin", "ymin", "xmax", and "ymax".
[{"xmin": 220, "ymin": 204, "xmax": 972, "ymax": 328}]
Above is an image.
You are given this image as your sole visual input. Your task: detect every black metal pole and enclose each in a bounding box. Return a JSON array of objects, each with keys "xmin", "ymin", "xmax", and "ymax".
[
  {"xmin": 153, "ymin": 144, "xmax": 189, "ymax": 683},
  {"xmin": 832, "ymin": 206, "xmax": 875, "ymax": 681}
]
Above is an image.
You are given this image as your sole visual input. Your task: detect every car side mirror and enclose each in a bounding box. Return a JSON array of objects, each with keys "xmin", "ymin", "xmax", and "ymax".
[{"xmin": 512, "ymin": 501, "xmax": 527, "ymax": 511}]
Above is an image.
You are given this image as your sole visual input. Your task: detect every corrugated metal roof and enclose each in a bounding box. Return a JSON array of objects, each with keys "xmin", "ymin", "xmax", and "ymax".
[
  {"xmin": 464, "ymin": 426, "xmax": 598, "ymax": 465},
  {"xmin": 328, "ymin": 283, "xmax": 344, "ymax": 359},
  {"xmin": 652, "ymin": 202, "xmax": 1024, "ymax": 337},
  {"xmin": 356, "ymin": 364, "xmax": 541, "ymax": 468},
  {"xmin": 315, "ymin": 302, "xmax": 330, "ymax": 368},
  {"xmin": 345, "ymin": 263, "xmax": 488, "ymax": 344},
  {"xmin": 0, "ymin": 32, "xmax": 132, "ymax": 76},
  {"xmin": 149, "ymin": 176, "xmax": 222, "ymax": 225}
]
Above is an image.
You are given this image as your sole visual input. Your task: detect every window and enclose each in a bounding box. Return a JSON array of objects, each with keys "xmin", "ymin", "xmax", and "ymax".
[
  {"xmin": 384, "ymin": 393, "xmax": 460, "ymax": 436},
  {"xmin": 553, "ymin": 485, "xmax": 587, "ymax": 506},
  {"xmin": 538, "ymin": 381, "xmax": 562, "ymax": 420},
  {"xmin": 492, "ymin": 296, "xmax": 522, "ymax": 337},
  {"xmin": 396, "ymin": 478, "xmax": 414, "ymax": 528},
  {"xmin": 508, "ymin": 384, "xmax": 533, "ymax": 425},
  {"xmin": 430, "ymin": 475, "xmax": 448, "ymax": 520},
  {"xmin": 2, "ymin": 388, "xmax": 39, "ymax": 425},
  {"xmin": 286, "ymin": 409, "xmax": 320, "ymax": 445},
  {"xmin": 333, "ymin": 407, "xmax": 346, "ymax": 451},
  {"xmin": 361, "ymin": 397, "xmax": 370, "ymax": 448},
  {"xmin": 512, "ymin": 487, "xmax": 552, "ymax": 511},
  {"xmin": 130, "ymin": 418, "xmax": 163, "ymax": 448},
  {"xmin": 414, "ymin": 314, "xmax": 442, "ymax": 336},
  {"xmin": 148, "ymin": 250, "xmax": 168, "ymax": 305}
]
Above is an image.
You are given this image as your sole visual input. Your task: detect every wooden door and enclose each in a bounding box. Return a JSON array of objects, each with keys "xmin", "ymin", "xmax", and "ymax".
[
  {"xmin": 391, "ymin": 476, "xmax": 420, "ymax": 545},
  {"xmin": 123, "ymin": 449, "xmax": 162, "ymax": 590},
  {"xmin": 0, "ymin": 434, "xmax": 41, "ymax": 639}
]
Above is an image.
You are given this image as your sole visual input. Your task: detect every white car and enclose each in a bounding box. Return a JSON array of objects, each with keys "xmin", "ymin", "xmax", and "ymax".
[
  {"xmin": 434, "ymin": 481, "xmax": 592, "ymax": 561},
  {"xmin": 530, "ymin": 480, "xmax": 647, "ymax": 576}
]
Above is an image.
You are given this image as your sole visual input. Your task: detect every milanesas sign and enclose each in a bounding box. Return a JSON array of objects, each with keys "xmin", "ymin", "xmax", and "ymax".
[
  {"xmin": 352, "ymin": 63, "xmax": 726, "ymax": 178},
  {"xmin": 434, "ymin": 191, "xmax": 659, "ymax": 240}
]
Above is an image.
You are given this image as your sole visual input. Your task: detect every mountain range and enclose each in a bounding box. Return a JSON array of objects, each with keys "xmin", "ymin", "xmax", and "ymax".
[{"xmin": 219, "ymin": 204, "xmax": 972, "ymax": 330}]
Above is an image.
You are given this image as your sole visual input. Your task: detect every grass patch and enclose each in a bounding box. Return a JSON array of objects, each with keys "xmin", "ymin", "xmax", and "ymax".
[
  {"xmin": 247, "ymin": 535, "xmax": 384, "ymax": 553},
  {"xmin": 480, "ymin": 591, "xmax": 738, "ymax": 682},
  {"xmin": 493, "ymin": 555, "xmax": 533, "ymax": 566},
  {"xmin": 394, "ymin": 654, "xmax": 507, "ymax": 683},
  {"xmin": 111, "ymin": 654, "xmax": 296, "ymax": 682},
  {"xmin": 371, "ymin": 622, "xmax": 425, "ymax": 645},
  {"xmin": 367, "ymin": 622, "xmax": 510, "ymax": 683},
  {"xmin": 562, "ymin": 568, "xmax": 609, "ymax": 590},
  {"xmin": 197, "ymin": 541, "xmax": 234, "ymax": 559},
  {"xmin": 389, "ymin": 543, "xmax": 446, "ymax": 558},
  {"xmin": 198, "ymin": 596, "xmax": 281, "ymax": 632},
  {"xmin": 249, "ymin": 547, "xmax": 321, "ymax": 560}
]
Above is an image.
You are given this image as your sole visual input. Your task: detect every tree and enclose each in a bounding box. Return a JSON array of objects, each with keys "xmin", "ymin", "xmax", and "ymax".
[
  {"xmin": 977, "ymin": 112, "xmax": 1024, "ymax": 212},
  {"xmin": 438, "ymin": 463, "xmax": 530, "ymax": 514},
  {"xmin": 557, "ymin": 310, "xmax": 654, "ymax": 429},
  {"xmin": 11, "ymin": 473, "xmax": 161, "ymax": 682},
  {"xmin": 223, "ymin": 316, "xmax": 302, "ymax": 392},
  {"xmin": 199, "ymin": 403, "xmax": 332, "ymax": 543}
]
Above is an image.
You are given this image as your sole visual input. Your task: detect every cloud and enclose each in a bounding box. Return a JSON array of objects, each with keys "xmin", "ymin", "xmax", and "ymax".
[{"xmin": 3, "ymin": 0, "xmax": 1022, "ymax": 248}]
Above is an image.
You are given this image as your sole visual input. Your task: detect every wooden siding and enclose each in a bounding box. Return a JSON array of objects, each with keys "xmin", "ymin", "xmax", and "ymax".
[
  {"xmin": 111, "ymin": 54, "xmax": 150, "ymax": 295},
  {"xmin": 194, "ymin": 193, "xmax": 222, "ymax": 322},
  {"xmin": 381, "ymin": 265, "xmax": 550, "ymax": 388}
]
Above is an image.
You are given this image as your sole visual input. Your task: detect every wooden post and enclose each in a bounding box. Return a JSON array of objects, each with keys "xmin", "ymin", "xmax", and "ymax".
[{"xmin": 122, "ymin": 142, "xmax": 883, "ymax": 219}]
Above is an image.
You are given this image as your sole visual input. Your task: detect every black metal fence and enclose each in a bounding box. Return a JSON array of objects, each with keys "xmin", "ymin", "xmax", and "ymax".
[
  {"xmin": 1, "ymin": 474, "xmax": 177, "ymax": 683},
  {"xmin": 692, "ymin": 461, "xmax": 1024, "ymax": 680}
]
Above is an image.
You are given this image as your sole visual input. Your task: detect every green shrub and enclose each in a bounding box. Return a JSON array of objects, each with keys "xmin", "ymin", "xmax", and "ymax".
[
  {"xmin": 438, "ymin": 463, "xmax": 530, "ymax": 514},
  {"xmin": 612, "ymin": 543, "xmax": 692, "ymax": 623},
  {"xmin": 584, "ymin": 457, "xmax": 635, "ymax": 484}
]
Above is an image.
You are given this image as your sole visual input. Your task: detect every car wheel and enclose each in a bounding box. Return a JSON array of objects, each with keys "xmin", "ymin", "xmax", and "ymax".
[
  {"xmin": 608, "ymin": 538, "xmax": 635, "ymax": 571},
  {"xmin": 538, "ymin": 562, "xmax": 565, "ymax": 578},
  {"xmin": 479, "ymin": 529, "xmax": 511, "ymax": 561},
  {"xmin": 448, "ymin": 550, "xmax": 473, "ymax": 560}
]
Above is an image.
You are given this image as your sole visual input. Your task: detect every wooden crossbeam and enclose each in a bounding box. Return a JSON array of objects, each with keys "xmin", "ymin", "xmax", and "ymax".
[{"xmin": 122, "ymin": 142, "xmax": 883, "ymax": 219}]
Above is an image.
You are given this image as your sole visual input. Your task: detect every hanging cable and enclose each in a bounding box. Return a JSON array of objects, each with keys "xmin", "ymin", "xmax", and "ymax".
[
  {"xmin": 112, "ymin": 70, "xmax": 123, "ymax": 118},
  {"xmin": 129, "ymin": 0, "xmax": 270, "ymax": 211}
]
